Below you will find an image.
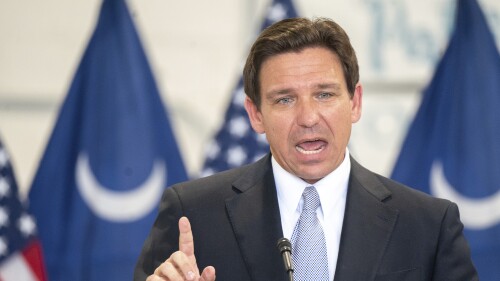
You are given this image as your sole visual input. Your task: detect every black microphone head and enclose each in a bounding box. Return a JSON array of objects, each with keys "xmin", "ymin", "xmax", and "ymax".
[{"xmin": 277, "ymin": 237, "xmax": 292, "ymax": 253}]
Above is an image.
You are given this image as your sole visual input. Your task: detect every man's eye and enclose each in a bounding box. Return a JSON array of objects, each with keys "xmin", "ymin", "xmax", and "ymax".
[
  {"xmin": 277, "ymin": 97, "xmax": 292, "ymax": 104},
  {"xmin": 318, "ymin": 92, "xmax": 333, "ymax": 99}
]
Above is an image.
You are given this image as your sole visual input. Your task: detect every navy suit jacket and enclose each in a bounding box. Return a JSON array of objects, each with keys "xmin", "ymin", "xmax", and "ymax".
[{"xmin": 134, "ymin": 154, "xmax": 478, "ymax": 280}]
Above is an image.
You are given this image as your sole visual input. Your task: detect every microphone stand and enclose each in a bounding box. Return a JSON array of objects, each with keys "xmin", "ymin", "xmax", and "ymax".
[{"xmin": 277, "ymin": 238, "xmax": 294, "ymax": 281}]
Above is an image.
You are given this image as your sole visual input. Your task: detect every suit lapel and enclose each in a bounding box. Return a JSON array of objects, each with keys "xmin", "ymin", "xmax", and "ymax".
[
  {"xmin": 334, "ymin": 158, "xmax": 399, "ymax": 281},
  {"xmin": 225, "ymin": 155, "xmax": 289, "ymax": 281}
]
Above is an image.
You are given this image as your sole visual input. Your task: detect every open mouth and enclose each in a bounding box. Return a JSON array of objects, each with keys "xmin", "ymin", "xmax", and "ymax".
[{"xmin": 295, "ymin": 139, "xmax": 326, "ymax": 155}]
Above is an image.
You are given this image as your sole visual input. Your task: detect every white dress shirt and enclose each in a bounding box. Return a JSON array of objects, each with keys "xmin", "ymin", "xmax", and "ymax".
[{"xmin": 273, "ymin": 149, "xmax": 350, "ymax": 281}]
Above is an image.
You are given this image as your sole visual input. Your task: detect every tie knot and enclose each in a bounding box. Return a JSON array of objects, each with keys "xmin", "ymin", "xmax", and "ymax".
[{"xmin": 302, "ymin": 186, "xmax": 320, "ymax": 211}]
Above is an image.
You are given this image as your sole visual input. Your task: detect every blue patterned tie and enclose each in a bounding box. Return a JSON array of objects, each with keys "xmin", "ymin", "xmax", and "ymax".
[{"xmin": 291, "ymin": 186, "xmax": 329, "ymax": 281}]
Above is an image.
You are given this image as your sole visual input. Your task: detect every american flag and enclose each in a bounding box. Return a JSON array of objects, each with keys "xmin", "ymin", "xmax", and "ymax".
[
  {"xmin": 200, "ymin": 0, "xmax": 298, "ymax": 176},
  {"xmin": 0, "ymin": 139, "xmax": 46, "ymax": 281}
]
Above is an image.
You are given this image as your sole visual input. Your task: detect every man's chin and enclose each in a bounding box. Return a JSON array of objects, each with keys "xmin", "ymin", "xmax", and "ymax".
[{"xmin": 297, "ymin": 169, "xmax": 329, "ymax": 184}]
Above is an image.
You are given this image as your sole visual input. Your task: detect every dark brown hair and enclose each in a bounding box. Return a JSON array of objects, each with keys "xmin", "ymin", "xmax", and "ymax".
[{"xmin": 243, "ymin": 17, "xmax": 359, "ymax": 108}]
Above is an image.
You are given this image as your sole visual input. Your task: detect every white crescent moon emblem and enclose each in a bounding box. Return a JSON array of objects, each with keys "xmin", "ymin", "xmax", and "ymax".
[
  {"xmin": 430, "ymin": 161, "xmax": 500, "ymax": 230},
  {"xmin": 75, "ymin": 153, "xmax": 166, "ymax": 222}
]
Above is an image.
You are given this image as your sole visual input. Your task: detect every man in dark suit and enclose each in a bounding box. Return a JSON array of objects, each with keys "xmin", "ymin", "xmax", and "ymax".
[{"xmin": 135, "ymin": 17, "xmax": 478, "ymax": 281}]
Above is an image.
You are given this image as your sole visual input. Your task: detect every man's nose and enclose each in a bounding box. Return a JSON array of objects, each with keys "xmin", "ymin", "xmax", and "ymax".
[{"xmin": 296, "ymin": 99, "xmax": 320, "ymax": 128}]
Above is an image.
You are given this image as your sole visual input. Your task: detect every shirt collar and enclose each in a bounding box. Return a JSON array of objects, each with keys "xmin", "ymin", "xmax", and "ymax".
[{"xmin": 273, "ymin": 148, "xmax": 351, "ymax": 218}]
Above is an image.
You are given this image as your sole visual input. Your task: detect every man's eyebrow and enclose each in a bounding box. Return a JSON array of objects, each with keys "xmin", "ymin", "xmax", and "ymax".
[
  {"xmin": 265, "ymin": 88, "xmax": 294, "ymax": 98},
  {"xmin": 264, "ymin": 83, "xmax": 342, "ymax": 98},
  {"xmin": 315, "ymin": 83, "xmax": 341, "ymax": 90}
]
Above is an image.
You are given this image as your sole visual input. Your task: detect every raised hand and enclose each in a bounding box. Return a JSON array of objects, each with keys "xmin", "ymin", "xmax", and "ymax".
[{"xmin": 146, "ymin": 217, "xmax": 216, "ymax": 281}]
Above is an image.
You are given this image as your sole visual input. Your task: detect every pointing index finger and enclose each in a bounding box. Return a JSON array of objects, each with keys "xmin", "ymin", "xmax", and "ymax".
[{"xmin": 179, "ymin": 217, "xmax": 196, "ymax": 259}]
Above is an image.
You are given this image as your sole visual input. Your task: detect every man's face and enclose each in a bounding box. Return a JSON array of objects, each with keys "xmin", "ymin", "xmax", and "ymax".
[{"xmin": 245, "ymin": 47, "xmax": 362, "ymax": 184}]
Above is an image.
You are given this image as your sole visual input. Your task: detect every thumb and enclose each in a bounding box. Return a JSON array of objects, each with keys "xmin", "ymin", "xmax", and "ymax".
[{"xmin": 200, "ymin": 266, "xmax": 216, "ymax": 281}]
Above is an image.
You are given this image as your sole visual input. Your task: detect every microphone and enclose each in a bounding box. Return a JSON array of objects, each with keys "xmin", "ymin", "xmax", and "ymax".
[{"xmin": 277, "ymin": 238, "xmax": 294, "ymax": 281}]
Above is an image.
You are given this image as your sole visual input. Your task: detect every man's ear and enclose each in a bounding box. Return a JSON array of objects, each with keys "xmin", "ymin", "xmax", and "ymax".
[
  {"xmin": 244, "ymin": 97, "xmax": 265, "ymax": 134},
  {"xmin": 351, "ymin": 82, "xmax": 363, "ymax": 123}
]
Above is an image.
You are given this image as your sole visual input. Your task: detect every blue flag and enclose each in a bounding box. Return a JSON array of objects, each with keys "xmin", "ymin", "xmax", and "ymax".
[
  {"xmin": 28, "ymin": 0, "xmax": 187, "ymax": 280},
  {"xmin": 391, "ymin": 0, "xmax": 500, "ymax": 279},
  {"xmin": 200, "ymin": 0, "xmax": 298, "ymax": 176}
]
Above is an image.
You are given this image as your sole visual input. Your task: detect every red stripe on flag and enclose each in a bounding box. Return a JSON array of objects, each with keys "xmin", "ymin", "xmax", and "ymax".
[{"xmin": 22, "ymin": 241, "xmax": 47, "ymax": 281}]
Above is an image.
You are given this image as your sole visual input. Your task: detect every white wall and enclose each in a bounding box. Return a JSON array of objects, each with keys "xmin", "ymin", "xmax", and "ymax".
[{"xmin": 1, "ymin": 0, "xmax": 499, "ymax": 196}]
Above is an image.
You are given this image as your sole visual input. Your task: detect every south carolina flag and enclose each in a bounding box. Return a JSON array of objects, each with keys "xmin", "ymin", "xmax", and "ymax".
[
  {"xmin": 28, "ymin": 0, "xmax": 187, "ymax": 280},
  {"xmin": 391, "ymin": 0, "xmax": 500, "ymax": 279}
]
